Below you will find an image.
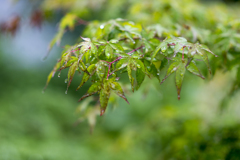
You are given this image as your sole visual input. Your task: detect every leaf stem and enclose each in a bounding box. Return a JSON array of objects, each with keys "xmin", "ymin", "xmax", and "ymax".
[
  {"xmin": 127, "ymin": 46, "xmax": 143, "ymax": 55},
  {"xmin": 106, "ymin": 46, "xmax": 144, "ymax": 79},
  {"xmin": 182, "ymin": 46, "xmax": 186, "ymax": 61}
]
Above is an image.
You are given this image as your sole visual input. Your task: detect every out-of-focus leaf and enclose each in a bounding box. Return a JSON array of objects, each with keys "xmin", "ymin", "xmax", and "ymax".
[
  {"xmin": 125, "ymin": 32, "xmax": 135, "ymax": 43},
  {"xmin": 110, "ymin": 82, "xmax": 129, "ymax": 104},
  {"xmin": 44, "ymin": 61, "xmax": 61, "ymax": 90},
  {"xmin": 59, "ymin": 13, "xmax": 77, "ymax": 31},
  {"xmin": 47, "ymin": 30, "xmax": 65, "ymax": 54},
  {"xmin": 46, "ymin": 13, "xmax": 77, "ymax": 58},
  {"xmin": 30, "ymin": 10, "xmax": 43, "ymax": 29},
  {"xmin": 236, "ymin": 67, "xmax": 240, "ymax": 85},
  {"xmin": 109, "ymin": 43, "xmax": 124, "ymax": 53},
  {"xmin": 0, "ymin": 15, "xmax": 20, "ymax": 35},
  {"xmin": 109, "ymin": 39, "xmax": 119, "ymax": 43},
  {"xmin": 175, "ymin": 62, "xmax": 186, "ymax": 100},
  {"xmin": 199, "ymin": 44, "xmax": 218, "ymax": 57},
  {"xmin": 196, "ymin": 48, "xmax": 212, "ymax": 74}
]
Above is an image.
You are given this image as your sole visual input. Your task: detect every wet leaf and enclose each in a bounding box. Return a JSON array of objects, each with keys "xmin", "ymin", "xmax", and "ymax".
[
  {"xmin": 175, "ymin": 62, "xmax": 186, "ymax": 100},
  {"xmin": 197, "ymin": 48, "xmax": 211, "ymax": 74},
  {"xmin": 109, "ymin": 43, "xmax": 124, "ymax": 53},
  {"xmin": 99, "ymin": 83, "xmax": 110, "ymax": 116},
  {"xmin": 105, "ymin": 44, "xmax": 113, "ymax": 59},
  {"xmin": 186, "ymin": 61, "xmax": 205, "ymax": 79},
  {"xmin": 44, "ymin": 61, "xmax": 61, "ymax": 90},
  {"xmin": 78, "ymin": 82, "xmax": 101, "ymax": 102},
  {"xmin": 161, "ymin": 61, "xmax": 180, "ymax": 84},
  {"xmin": 97, "ymin": 63, "xmax": 106, "ymax": 80},
  {"xmin": 66, "ymin": 61, "xmax": 78, "ymax": 92},
  {"xmin": 110, "ymin": 82, "xmax": 129, "ymax": 104},
  {"xmin": 76, "ymin": 64, "xmax": 96, "ymax": 90},
  {"xmin": 115, "ymin": 58, "xmax": 129, "ymax": 71},
  {"xmin": 90, "ymin": 42, "xmax": 98, "ymax": 55},
  {"xmin": 127, "ymin": 63, "xmax": 135, "ymax": 92},
  {"xmin": 136, "ymin": 67, "xmax": 145, "ymax": 90},
  {"xmin": 152, "ymin": 41, "xmax": 168, "ymax": 62},
  {"xmin": 144, "ymin": 60, "xmax": 160, "ymax": 82},
  {"xmin": 199, "ymin": 44, "xmax": 218, "ymax": 57}
]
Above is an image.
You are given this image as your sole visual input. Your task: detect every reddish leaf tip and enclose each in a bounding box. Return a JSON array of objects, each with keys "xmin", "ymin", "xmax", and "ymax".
[
  {"xmin": 178, "ymin": 95, "xmax": 180, "ymax": 100},
  {"xmin": 100, "ymin": 109, "xmax": 105, "ymax": 116}
]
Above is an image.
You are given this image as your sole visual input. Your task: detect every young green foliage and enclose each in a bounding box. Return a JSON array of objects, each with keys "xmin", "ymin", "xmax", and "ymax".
[{"xmin": 45, "ymin": 18, "xmax": 216, "ymax": 116}]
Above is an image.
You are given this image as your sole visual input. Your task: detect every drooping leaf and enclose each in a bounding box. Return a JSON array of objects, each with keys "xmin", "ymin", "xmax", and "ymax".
[
  {"xmin": 173, "ymin": 43, "xmax": 183, "ymax": 57},
  {"xmin": 196, "ymin": 48, "xmax": 212, "ymax": 74},
  {"xmin": 105, "ymin": 44, "xmax": 113, "ymax": 59},
  {"xmin": 76, "ymin": 64, "xmax": 96, "ymax": 90},
  {"xmin": 144, "ymin": 60, "xmax": 160, "ymax": 82},
  {"xmin": 135, "ymin": 59, "xmax": 146, "ymax": 90},
  {"xmin": 161, "ymin": 61, "xmax": 180, "ymax": 84},
  {"xmin": 97, "ymin": 63, "xmax": 107, "ymax": 81},
  {"xmin": 175, "ymin": 62, "xmax": 186, "ymax": 100},
  {"xmin": 45, "ymin": 13, "xmax": 77, "ymax": 58},
  {"xmin": 90, "ymin": 42, "xmax": 98, "ymax": 55},
  {"xmin": 44, "ymin": 61, "xmax": 61, "ymax": 90},
  {"xmin": 115, "ymin": 58, "xmax": 129, "ymax": 71},
  {"xmin": 151, "ymin": 41, "xmax": 168, "ymax": 62},
  {"xmin": 199, "ymin": 44, "xmax": 218, "ymax": 57},
  {"xmin": 99, "ymin": 83, "xmax": 110, "ymax": 116},
  {"xmin": 78, "ymin": 82, "xmax": 101, "ymax": 102},
  {"xmin": 186, "ymin": 61, "xmax": 205, "ymax": 79},
  {"xmin": 110, "ymin": 82, "xmax": 129, "ymax": 104},
  {"xmin": 136, "ymin": 67, "xmax": 145, "ymax": 90},
  {"xmin": 59, "ymin": 13, "xmax": 77, "ymax": 31},
  {"xmin": 127, "ymin": 63, "xmax": 135, "ymax": 92},
  {"xmin": 66, "ymin": 61, "xmax": 78, "ymax": 92},
  {"xmin": 76, "ymin": 73, "xmax": 90, "ymax": 91},
  {"xmin": 109, "ymin": 43, "xmax": 124, "ymax": 53}
]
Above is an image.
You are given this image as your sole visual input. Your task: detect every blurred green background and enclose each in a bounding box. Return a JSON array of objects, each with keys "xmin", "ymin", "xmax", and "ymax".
[{"xmin": 1, "ymin": 0, "xmax": 240, "ymax": 159}]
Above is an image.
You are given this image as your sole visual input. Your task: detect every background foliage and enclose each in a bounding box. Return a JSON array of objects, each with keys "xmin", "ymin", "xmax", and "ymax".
[{"xmin": 1, "ymin": 0, "xmax": 240, "ymax": 159}]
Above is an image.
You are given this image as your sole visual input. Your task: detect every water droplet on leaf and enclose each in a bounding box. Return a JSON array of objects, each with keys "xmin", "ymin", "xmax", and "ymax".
[
  {"xmin": 65, "ymin": 79, "xmax": 68, "ymax": 83},
  {"xmin": 100, "ymin": 24, "xmax": 104, "ymax": 29},
  {"xmin": 65, "ymin": 90, "xmax": 68, "ymax": 94},
  {"xmin": 58, "ymin": 72, "xmax": 61, "ymax": 77}
]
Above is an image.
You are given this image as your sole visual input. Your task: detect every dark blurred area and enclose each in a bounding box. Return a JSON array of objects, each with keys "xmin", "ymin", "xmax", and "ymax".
[{"xmin": 1, "ymin": 0, "xmax": 240, "ymax": 159}]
